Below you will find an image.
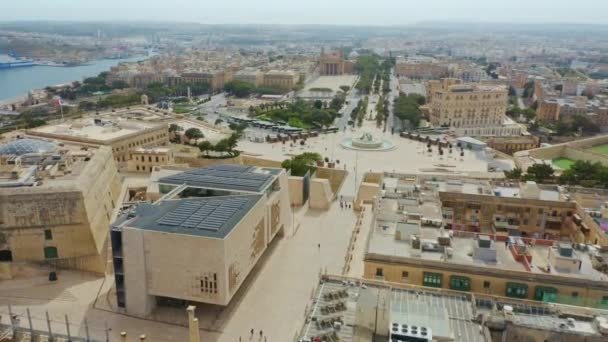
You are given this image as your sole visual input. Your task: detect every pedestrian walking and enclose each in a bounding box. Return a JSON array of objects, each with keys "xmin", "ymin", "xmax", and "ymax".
[
  {"xmin": 250, "ymin": 328, "xmax": 254, "ymax": 336},
  {"xmin": 259, "ymin": 330, "xmax": 263, "ymax": 338},
  {"xmin": 340, "ymin": 201, "xmax": 343, "ymax": 209},
  {"xmin": 318, "ymin": 243, "xmax": 321, "ymax": 250}
]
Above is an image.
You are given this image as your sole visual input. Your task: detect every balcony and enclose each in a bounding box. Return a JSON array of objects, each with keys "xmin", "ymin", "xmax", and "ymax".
[{"xmin": 493, "ymin": 219, "xmax": 520, "ymax": 230}]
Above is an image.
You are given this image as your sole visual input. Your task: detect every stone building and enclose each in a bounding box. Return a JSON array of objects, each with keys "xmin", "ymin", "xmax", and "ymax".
[
  {"xmin": 0, "ymin": 139, "xmax": 121, "ymax": 277},
  {"xmin": 111, "ymin": 164, "xmax": 291, "ymax": 316},
  {"xmin": 234, "ymin": 69, "xmax": 263, "ymax": 87},
  {"xmin": 180, "ymin": 70, "xmax": 228, "ymax": 90},
  {"xmin": 27, "ymin": 114, "xmax": 169, "ymax": 168},
  {"xmin": 425, "ymin": 78, "xmax": 509, "ymax": 129},
  {"xmin": 395, "ymin": 57, "xmax": 448, "ymax": 79},
  {"xmin": 362, "ymin": 174, "xmax": 608, "ymax": 310},
  {"xmin": 318, "ymin": 49, "xmax": 351, "ymax": 76},
  {"xmin": 483, "ymin": 135, "xmax": 540, "ymax": 155},
  {"xmin": 126, "ymin": 147, "xmax": 174, "ymax": 173},
  {"xmin": 262, "ymin": 70, "xmax": 297, "ymax": 89}
]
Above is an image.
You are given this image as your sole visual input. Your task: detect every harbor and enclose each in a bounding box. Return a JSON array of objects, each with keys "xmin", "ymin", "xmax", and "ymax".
[{"xmin": 0, "ymin": 54, "xmax": 149, "ymax": 101}]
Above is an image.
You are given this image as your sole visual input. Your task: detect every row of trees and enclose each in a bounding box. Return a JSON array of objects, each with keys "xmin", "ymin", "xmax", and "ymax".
[
  {"xmin": 145, "ymin": 82, "xmax": 212, "ymax": 103},
  {"xmin": 223, "ymin": 80, "xmax": 290, "ymax": 98},
  {"xmin": 198, "ymin": 133, "xmax": 241, "ymax": 158},
  {"xmin": 351, "ymin": 96, "xmax": 369, "ymax": 127},
  {"xmin": 505, "ymin": 161, "xmax": 608, "ymax": 189},
  {"xmin": 251, "ymin": 98, "xmax": 342, "ymax": 128},
  {"xmin": 375, "ymin": 95, "xmax": 389, "ymax": 128}
]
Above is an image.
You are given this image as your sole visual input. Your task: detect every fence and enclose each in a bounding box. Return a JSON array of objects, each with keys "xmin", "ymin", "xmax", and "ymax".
[{"xmin": 1, "ymin": 305, "xmax": 108, "ymax": 342}]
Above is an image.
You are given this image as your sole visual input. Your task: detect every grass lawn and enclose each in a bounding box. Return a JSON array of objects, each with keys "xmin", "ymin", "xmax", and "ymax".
[
  {"xmin": 588, "ymin": 144, "xmax": 608, "ymax": 156},
  {"xmin": 552, "ymin": 157, "xmax": 576, "ymax": 170}
]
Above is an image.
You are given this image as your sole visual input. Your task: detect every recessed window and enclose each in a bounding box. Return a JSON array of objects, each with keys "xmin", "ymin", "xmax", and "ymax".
[
  {"xmin": 483, "ymin": 281, "xmax": 491, "ymax": 289},
  {"xmin": 572, "ymin": 292, "xmax": 579, "ymax": 298},
  {"xmin": 375, "ymin": 268, "xmax": 384, "ymax": 277},
  {"xmin": 401, "ymin": 271, "xmax": 409, "ymax": 279},
  {"xmin": 44, "ymin": 229, "xmax": 53, "ymax": 240}
]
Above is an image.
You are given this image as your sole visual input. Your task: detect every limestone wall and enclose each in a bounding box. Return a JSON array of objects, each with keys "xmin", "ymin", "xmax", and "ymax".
[
  {"xmin": 314, "ymin": 166, "xmax": 348, "ymax": 195},
  {"xmin": 174, "ymin": 154, "xmax": 242, "ymax": 168},
  {"xmin": 288, "ymin": 176, "xmax": 304, "ymax": 207},
  {"xmin": 241, "ymin": 155, "xmax": 283, "ymax": 168},
  {"xmin": 355, "ymin": 183, "xmax": 381, "ymax": 210},
  {"xmin": 309, "ymin": 179, "xmax": 333, "ymax": 210}
]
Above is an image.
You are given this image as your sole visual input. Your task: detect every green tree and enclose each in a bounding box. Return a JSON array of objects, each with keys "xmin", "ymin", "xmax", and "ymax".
[
  {"xmin": 185, "ymin": 128, "xmax": 204, "ymax": 140},
  {"xmin": 224, "ymin": 80, "xmax": 256, "ymax": 98},
  {"xmin": 169, "ymin": 124, "xmax": 183, "ymax": 133},
  {"xmin": 504, "ymin": 167, "xmax": 523, "ymax": 180},
  {"xmin": 313, "ymin": 100, "xmax": 323, "ymax": 109},
  {"xmin": 198, "ymin": 141, "xmax": 213, "ymax": 156},
  {"xmin": 525, "ymin": 164, "xmax": 555, "ymax": 183},
  {"xmin": 281, "ymin": 152, "xmax": 322, "ymax": 176}
]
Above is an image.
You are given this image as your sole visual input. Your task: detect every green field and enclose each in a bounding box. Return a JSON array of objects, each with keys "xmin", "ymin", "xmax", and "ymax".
[
  {"xmin": 589, "ymin": 144, "xmax": 608, "ymax": 156},
  {"xmin": 552, "ymin": 157, "xmax": 576, "ymax": 170}
]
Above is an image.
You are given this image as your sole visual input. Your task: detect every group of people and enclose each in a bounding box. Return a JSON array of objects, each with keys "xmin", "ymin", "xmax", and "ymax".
[
  {"xmin": 239, "ymin": 329, "xmax": 266, "ymax": 341},
  {"xmin": 339, "ymin": 195, "xmax": 351, "ymax": 210}
]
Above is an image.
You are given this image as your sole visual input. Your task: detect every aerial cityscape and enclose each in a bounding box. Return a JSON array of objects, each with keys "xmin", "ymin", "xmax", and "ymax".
[{"xmin": 1, "ymin": 1, "xmax": 608, "ymax": 341}]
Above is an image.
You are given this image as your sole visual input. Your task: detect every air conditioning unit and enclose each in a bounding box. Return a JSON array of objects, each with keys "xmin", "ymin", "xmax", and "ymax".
[{"xmin": 390, "ymin": 323, "xmax": 432, "ymax": 341}]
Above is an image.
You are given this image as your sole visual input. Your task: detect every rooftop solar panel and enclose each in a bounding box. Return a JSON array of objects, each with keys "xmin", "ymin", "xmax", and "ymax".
[{"xmin": 158, "ymin": 165, "xmax": 275, "ymax": 193}]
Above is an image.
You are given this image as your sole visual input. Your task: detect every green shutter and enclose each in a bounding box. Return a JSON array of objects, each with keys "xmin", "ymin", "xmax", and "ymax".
[
  {"xmin": 506, "ymin": 282, "xmax": 528, "ymax": 298},
  {"xmin": 423, "ymin": 272, "xmax": 443, "ymax": 288},
  {"xmin": 44, "ymin": 246, "xmax": 58, "ymax": 259},
  {"xmin": 534, "ymin": 286, "xmax": 557, "ymax": 302},
  {"xmin": 449, "ymin": 276, "xmax": 471, "ymax": 291}
]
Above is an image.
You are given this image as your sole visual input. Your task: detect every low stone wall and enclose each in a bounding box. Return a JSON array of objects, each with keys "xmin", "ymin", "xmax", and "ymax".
[
  {"xmin": 174, "ymin": 154, "xmax": 242, "ymax": 167},
  {"xmin": 241, "ymin": 155, "xmax": 283, "ymax": 168}
]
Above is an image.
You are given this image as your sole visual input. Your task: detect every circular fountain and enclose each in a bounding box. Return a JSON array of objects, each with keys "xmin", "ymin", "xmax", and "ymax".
[{"xmin": 341, "ymin": 132, "xmax": 396, "ymax": 151}]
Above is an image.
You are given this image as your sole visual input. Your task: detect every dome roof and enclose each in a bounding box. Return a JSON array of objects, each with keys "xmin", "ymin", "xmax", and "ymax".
[{"xmin": 0, "ymin": 138, "xmax": 55, "ymax": 156}]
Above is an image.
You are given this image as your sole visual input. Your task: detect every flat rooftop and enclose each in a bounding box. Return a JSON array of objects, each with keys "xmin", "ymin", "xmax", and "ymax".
[
  {"xmin": 158, "ymin": 164, "xmax": 276, "ymax": 193},
  {"xmin": 431, "ymin": 179, "xmax": 562, "ymax": 201},
  {"xmin": 119, "ymin": 194, "xmax": 262, "ymax": 239},
  {"xmin": 30, "ymin": 118, "xmax": 163, "ymax": 143},
  {"xmin": 368, "ymin": 223, "xmax": 607, "ymax": 282}
]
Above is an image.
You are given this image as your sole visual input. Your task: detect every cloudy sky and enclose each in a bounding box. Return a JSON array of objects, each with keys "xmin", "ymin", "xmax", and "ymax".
[{"xmin": 1, "ymin": 0, "xmax": 606, "ymax": 25}]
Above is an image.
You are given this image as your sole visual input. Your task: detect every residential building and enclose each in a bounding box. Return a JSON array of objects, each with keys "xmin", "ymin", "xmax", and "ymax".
[
  {"xmin": 111, "ymin": 164, "xmax": 291, "ymax": 316},
  {"xmin": 300, "ymin": 275, "xmax": 608, "ymax": 342},
  {"xmin": 0, "ymin": 139, "xmax": 120, "ymax": 276},
  {"xmin": 361, "ymin": 174, "xmax": 608, "ymax": 310}
]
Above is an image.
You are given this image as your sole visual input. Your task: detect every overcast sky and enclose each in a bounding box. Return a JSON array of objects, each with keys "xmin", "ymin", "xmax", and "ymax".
[{"xmin": 1, "ymin": 0, "xmax": 607, "ymax": 25}]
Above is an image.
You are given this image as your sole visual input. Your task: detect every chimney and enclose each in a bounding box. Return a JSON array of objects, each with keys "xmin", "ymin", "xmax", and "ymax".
[
  {"xmin": 187, "ymin": 305, "xmax": 201, "ymax": 342},
  {"xmin": 120, "ymin": 332, "xmax": 127, "ymax": 342}
]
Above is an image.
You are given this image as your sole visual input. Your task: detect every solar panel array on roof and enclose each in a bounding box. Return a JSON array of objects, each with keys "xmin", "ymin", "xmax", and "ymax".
[
  {"xmin": 157, "ymin": 197, "xmax": 250, "ymax": 232},
  {"xmin": 159, "ymin": 164, "xmax": 274, "ymax": 193}
]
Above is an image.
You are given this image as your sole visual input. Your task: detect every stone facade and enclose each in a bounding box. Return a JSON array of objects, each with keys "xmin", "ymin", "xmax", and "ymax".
[
  {"xmin": 426, "ymin": 78, "xmax": 508, "ymax": 129},
  {"xmin": 0, "ymin": 147, "xmax": 121, "ymax": 275}
]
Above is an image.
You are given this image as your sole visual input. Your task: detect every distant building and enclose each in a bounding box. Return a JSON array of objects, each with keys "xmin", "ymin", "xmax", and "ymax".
[
  {"xmin": 483, "ymin": 135, "xmax": 540, "ymax": 155},
  {"xmin": 396, "ymin": 57, "xmax": 448, "ymax": 79},
  {"xmin": 318, "ymin": 49, "xmax": 352, "ymax": 76},
  {"xmin": 111, "ymin": 165, "xmax": 291, "ymax": 316},
  {"xmin": 234, "ymin": 69, "xmax": 263, "ymax": 87},
  {"xmin": 262, "ymin": 70, "xmax": 296, "ymax": 89},
  {"xmin": 180, "ymin": 70, "xmax": 227, "ymax": 90}
]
